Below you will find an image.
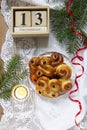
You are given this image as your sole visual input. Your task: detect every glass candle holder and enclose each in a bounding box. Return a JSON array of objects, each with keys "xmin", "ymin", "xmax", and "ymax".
[{"xmin": 12, "ymin": 84, "xmax": 30, "ymax": 102}]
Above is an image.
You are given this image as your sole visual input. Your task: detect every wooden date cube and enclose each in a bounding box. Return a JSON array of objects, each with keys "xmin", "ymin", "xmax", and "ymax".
[
  {"xmin": 31, "ymin": 11, "xmax": 47, "ymax": 27},
  {"xmin": 11, "ymin": 6, "xmax": 50, "ymax": 37},
  {"xmin": 15, "ymin": 11, "xmax": 31, "ymax": 27}
]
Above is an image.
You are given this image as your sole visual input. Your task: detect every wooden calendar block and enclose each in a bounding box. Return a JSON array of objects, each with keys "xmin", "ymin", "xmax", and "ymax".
[
  {"xmin": 11, "ymin": 6, "xmax": 50, "ymax": 37},
  {"xmin": 15, "ymin": 11, "xmax": 31, "ymax": 27},
  {"xmin": 31, "ymin": 11, "xmax": 46, "ymax": 27}
]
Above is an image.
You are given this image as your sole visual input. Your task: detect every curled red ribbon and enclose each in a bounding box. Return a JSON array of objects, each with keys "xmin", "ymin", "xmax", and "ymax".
[
  {"xmin": 66, "ymin": 0, "xmax": 87, "ymax": 129},
  {"xmin": 70, "ymin": 57, "xmax": 84, "ymax": 130}
]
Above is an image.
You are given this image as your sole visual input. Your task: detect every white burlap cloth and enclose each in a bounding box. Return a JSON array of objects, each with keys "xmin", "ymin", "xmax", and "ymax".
[{"xmin": 1, "ymin": 0, "xmax": 87, "ymax": 130}]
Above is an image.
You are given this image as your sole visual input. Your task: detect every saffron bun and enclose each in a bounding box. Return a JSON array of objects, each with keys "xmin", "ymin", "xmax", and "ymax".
[
  {"xmin": 29, "ymin": 57, "xmax": 40, "ymax": 72},
  {"xmin": 30, "ymin": 73, "xmax": 38, "ymax": 84},
  {"xmin": 36, "ymin": 66, "xmax": 44, "ymax": 77},
  {"xmin": 59, "ymin": 79, "xmax": 73, "ymax": 93},
  {"xmin": 29, "ymin": 52, "xmax": 75, "ymax": 99},
  {"xmin": 36, "ymin": 65, "xmax": 54, "ymax": 78},
  {"xmin": 36, "ymin": 76, "xmax": 49, "ymax": 88},
  {"xmin": 36, "ymin": 78, "xmax": 60, "ymax": 98},
  {"xmin": 39, "ymin": 56, "xmax": 51, "ymax": 66},
  {"xmin": 51, "ymin": 52, "xmax": 63, "ymax": 67},
  {"xmin": 48, "ymin": 79, "xmax": 61, "ymax": 92},
  {"xmin": 56, "ymin": 63, "xmax": 72, "ymax": 79},
  {"xmin": 41, "ymin": 65, "xmax": 54, "ymax": 77},
  {"xmin": 36, "ymin": 76, "xmax": 49, "ymax": 96},
  {"xmin": 47, "ymin": 91, "xmax": 59, "ymax": 98}
]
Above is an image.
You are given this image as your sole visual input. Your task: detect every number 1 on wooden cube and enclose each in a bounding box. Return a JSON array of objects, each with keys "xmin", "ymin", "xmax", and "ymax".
[{"xmin": 15, "ymin": 11, "xmax": 31, "ymax": 27}]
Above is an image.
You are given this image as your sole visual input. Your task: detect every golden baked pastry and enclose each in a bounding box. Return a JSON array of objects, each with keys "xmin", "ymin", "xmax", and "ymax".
[
  {"xmin": 47, "ymin": 91, "xmax": 59, "ymax": 98},
  {"xmin": 36, "ymin": 76, "xmax": 49, "ymax": 96},
  {"xmin": 36, "ymin": 65, "xmax": 54, "ymax": 77},
  {"xmin": 30, "ymin": 73, "xmax": 38, "ymax": 84},
  {"xmin": 51, "ymin": 52, "xmax": 63, "ymax": 67},
  {"xmin": 29, "ymin": 57, "xmax": 40, "ymax": 72},
  {"xmin": 36, "ymin": 85, "xmax": 46, "ymax": 96},
  {"xmin": 56, "ymin": 63, "xmax": 72, "ymax": 79},
  {"xmin": 36, "ymin": 78, "xmax": 60, "ymax": 98},
  {"xmin": 39, "ymin": 56, "xmax": 51, "ymax": 66},
  {"xmin": 36, "ymin": 66, "xmax": 44, "ymax": 77},
  {"xmin": 59, "ymin": 79, "xmax": 72, "ymax": 93},
  {"xmin": 42, "ymin": 65, "xmax": 54, "ymax": 77},
  {"xmin": 47, "ymin": 79, "xmax": 61, "ymax": 98},
  {"xmin": 48, "ymin": 79, "xmax": 61, "ymax": 92},
  {"xmin": 36, "ymin": 76, "xmax": 49, "ymax": 88}
]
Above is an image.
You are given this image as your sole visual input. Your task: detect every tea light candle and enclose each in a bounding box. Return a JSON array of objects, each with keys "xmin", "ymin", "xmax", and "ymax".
[{"xmin": 12, "ymin": 84, "xmax": 30, "ymax": 102}]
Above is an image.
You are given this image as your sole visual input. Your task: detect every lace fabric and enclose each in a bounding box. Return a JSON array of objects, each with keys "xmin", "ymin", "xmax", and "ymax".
[
  {"xmin": 1, "ymin": 0, "xmax": 87, "ymax": 130},
  {"xmin": 0, "ymin": 1, "xmax": 45, "ymax": 130},
  {"xmin": 0, "ymin": 81, "xmax": 45, "ymax": 130}
]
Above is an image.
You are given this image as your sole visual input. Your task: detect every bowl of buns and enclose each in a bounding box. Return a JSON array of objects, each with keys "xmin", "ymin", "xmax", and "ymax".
[{"xmin": 28, "ymin": 52, "xmax": 75, "ymax": 99}]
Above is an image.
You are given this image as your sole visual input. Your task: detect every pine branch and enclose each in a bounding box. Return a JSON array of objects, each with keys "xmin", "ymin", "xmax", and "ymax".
[
  {"xmin": 65, "ymin": 37, "xmax": 81, "ymax": 54},
  {"xmin": 0, "ymin": 55, "xmax": 28, "ymax": 100},
  {"xmin": 6, "ymin": 54, "xmax": 22, "ymax": 74},
  {"xmin": 50, "ymin": 0, "xmax": 87, "ymax": 54},
  {"xmin": 50, "ymin": 8, "xmax": 71, "ymax": 42},
  {"xmin": 0, "ymin": 89, "xmax": 11, "ymax": 99},
  {"xmin": 0, "ymin": 59, "xmax": 5, "ymax": 82},
  {"xmin": 70, "ymin": 0, "xmax": 87, "ymax": 31}
]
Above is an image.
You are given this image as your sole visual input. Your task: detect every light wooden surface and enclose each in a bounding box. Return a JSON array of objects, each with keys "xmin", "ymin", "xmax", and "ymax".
[
  {"xmin": 0, "ymin": 0, "xmax": 7, "ymax": 120},
  {"xmin": 0, "ymin": 0, "xmax": 1, "ymax": 5},
  {"xmin": 0, "ymin": 0, "xmax": 8, "ymax": 52},
  {"xmin": 0, "ymin": 105, "xmax": 4, "ymax": 121}
]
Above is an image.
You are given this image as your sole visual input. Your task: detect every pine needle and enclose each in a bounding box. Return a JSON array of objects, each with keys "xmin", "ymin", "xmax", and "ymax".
[
  {"xmin": 0, "ymin": 54, "xmax": 28, "ymax": 100},
  {"xmin": 50, "ymin": 0, "xmax": 87, "ymax": 54}
]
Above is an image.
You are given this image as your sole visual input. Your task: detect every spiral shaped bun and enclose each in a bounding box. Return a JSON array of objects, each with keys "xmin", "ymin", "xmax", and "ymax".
[
  {"xmin": 36, "ymin": 86, "xmax": 45, "ymax": 96},
  {"xmin": 47, "ymin": 79, "xmax": 61, "ymax": 98},
  {"xmin": 30, "ymin": 73, "xmax": 38, "ymax": 84},
  {"xmin": 48, "ymin": 79, "xmax": 61, "ymax": 92},
  {"xmin": 36, "ymin": 76, "xmax": 49, "ymax": 96},
  {"xmin": 36, "ymin": 77, "xmax": 60, "ymax": 98},
  {"xmin": 56, "ymin": 63, "xmax": 72, "ymax": 79},
  {"xmin": 39, "ymin": 56, "xmax": 51, "ymax": 66},
  {"xmin": 47, "ymin": 91, "xmax": 59, "ymax": 98},
  {"xmin": 36, "ymin": 65, "xmax": 54, "ymax": 77},
  {"xmin": 35, "ymin": 66, "xmax": 44, "ymax": 77},
  {"xmin": 29, "ymin": 57, "xmax": 40, "ymax": 72},
  {"xmin": 59, "ymin": 79, "xmax": 72, "ymax": 93},
  {"xmin": 51, "ymin": 52, "xmax": 63, "ymax": 67},
  {"xmin": 36, "ymin": 76, "xmax": 49, "ymax": 88}
]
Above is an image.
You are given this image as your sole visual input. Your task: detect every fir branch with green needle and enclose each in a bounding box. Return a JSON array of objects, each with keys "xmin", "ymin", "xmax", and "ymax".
[
  {"xmin": 0, "ymin": 54, "xmax": 28, "ymax": 100},
  {"xmin": 50, "ymin": 0, "xmax": 87, "ymax": 54},
  {"xmin": 0, "ymin": 89, "xmax": 12, "ymax": 99},
  {"xmin": 0, "ymin": 59, "xmax": 4, "ymax": 80}
]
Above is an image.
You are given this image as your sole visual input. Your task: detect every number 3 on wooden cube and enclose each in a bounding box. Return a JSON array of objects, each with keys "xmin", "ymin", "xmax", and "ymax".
[{"xmin": 32, "ymin": 11, "xmax": 46, "ymax": 27}]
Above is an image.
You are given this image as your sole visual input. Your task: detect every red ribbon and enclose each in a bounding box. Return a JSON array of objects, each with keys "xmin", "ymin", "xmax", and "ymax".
[
  {"xmin": 70, "ymin": 56, "xmax": 84, "ymax": 130},
  {"xmin": 66, "ymin": 0, "xmax": 87, "ymax": 129}
]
